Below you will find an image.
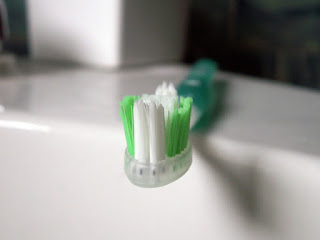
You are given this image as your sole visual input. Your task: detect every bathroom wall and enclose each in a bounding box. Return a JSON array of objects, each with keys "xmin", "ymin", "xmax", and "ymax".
[{"xmin": 184, "ymin": 0, "xmax": 320, "ymax": 88}]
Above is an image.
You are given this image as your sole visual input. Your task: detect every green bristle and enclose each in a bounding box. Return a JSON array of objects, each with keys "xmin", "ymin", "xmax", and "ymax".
[
  {"xmin": 166, "ymin": 96, "xmax": 193, "ymax": 157},
  {"xmin": 178, "ymin": 97, "xmax": 186, "ymax": 153},
  {"xmin": 177, "ymin": 107, "xmax": 186, "ymax": 153},
  {"xmin": 168, "ymin": 109, "xmax": 179, "ymax": 157},
  {"xmin": 120, "ymin": 96, "xmax": 139, "ymax": 156},
  {"xmin": 182, "ymin": 97, "xmax": 192, "ymax": 150}
]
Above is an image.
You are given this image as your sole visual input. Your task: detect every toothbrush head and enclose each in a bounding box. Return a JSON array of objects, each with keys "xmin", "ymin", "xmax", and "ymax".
[{"xmin": 120, "ymin": 83, "xmax": 192, "ymax": 187}]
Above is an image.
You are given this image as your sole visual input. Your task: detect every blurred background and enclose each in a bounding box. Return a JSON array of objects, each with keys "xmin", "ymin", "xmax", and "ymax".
[{"xmin": 2, "ymin": 0, "xmax": 320, "ymax": 88}]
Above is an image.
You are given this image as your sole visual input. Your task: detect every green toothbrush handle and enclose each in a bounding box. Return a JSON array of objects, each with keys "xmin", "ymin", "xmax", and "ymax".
[{"xmin": 177, "ymin": 59, "xmax": 218, "ymax": 120}]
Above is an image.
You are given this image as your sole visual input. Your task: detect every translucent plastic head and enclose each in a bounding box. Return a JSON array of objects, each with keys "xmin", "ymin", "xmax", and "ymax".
[{"xmin": 124, "ymin": 143, "xmax": 192, "ymax": 188}]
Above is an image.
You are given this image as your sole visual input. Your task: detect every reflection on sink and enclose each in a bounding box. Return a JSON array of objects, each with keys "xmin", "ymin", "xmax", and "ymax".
[
  {"xmin": 191, "ymin": 134, "xmax": 320, "ymax": 240},
  {"xmin": 0, "ymin": 119, "xmax": 51, "ymax": 132}
]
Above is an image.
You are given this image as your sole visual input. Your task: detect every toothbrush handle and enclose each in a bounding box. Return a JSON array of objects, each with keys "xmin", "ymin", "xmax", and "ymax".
[{"xmin": 177, "ymin": 59, "xmax": 218, "ymax": 115}]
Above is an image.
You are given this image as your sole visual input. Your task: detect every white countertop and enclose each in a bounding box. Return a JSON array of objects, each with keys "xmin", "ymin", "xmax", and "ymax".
[{"xmin": 0, "ymin": 61, "xmax": 320, "ymax": 240}]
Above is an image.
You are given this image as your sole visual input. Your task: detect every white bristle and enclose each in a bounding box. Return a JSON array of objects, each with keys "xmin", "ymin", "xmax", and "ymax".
[
  {"xmin": 161, "ymin": 82, "xmax": 167, "ymax": 94},
  {"xmin": 134, "ymin": 82, "xmax": 178, "ymax": 163},
  {"xmin": 148, "ymin": 101, "xmax": 157, "ymax": 163},
  {"xmin": 134, "ymin": 96, "xmax": 167, "ymax": 163},
  {"xmin": 148, "ymin": 102, "xmax": 165, "ymax": 163},
  {"xmin": 168, "ymin": 83, "xmax": 177, "ymax": 96},
  {"xmin": 157, "ymin": 104, "xmax": 166, "ymax": 161},
  {"xmin": 155, "ymin": 85, "xmax": 162, "ymax": 96},
  {"xmin": 155, "ymin": 81, "xmax": 177, "ymax": 97},
  {"xmin": 133, "ymin": 102, "xmax": 140, "ymax": 158},
  {"xmin": 142, "ymin": 94, "xmax": 177, "ymax": 130},
  {"xmin": 134, "ymin": 99, "xmax": 150, "ymax": 163}
]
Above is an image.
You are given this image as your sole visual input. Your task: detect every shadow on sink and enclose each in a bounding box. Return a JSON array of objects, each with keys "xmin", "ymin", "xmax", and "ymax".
[{"xmin": 191, "ymin": 132, "xmax": 320, "ymax": 240}]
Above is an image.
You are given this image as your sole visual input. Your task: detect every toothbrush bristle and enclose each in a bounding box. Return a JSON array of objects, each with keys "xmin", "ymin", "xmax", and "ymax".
[
  {"xmin": 134, "ymin": 99, "xmax": 150, "ymax": 162},
  {"xmin": 120, "ymin": 96, "xmax": 139, "ymax": 156},
  {"xmin": 120, "ymin": 82, "xmax": 192, "ymax": 163}
]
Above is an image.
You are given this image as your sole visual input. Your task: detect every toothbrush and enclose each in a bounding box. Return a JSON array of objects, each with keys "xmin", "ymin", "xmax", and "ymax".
[
  {"xmin": 120, "ymin": 59, "xmax": 217, "ymax": 187},
  {"xmin": 120, "ymin": 84, "xmax": 193, "ymax": 187}
]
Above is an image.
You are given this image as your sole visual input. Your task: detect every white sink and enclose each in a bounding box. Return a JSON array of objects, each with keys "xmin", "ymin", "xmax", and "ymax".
[
  {"xmin": 1, "ymin": 111, "xmax": 320, "ymax": 240},
  {"xmin": 1, "ymin": 63, "xmax": 320, "ymax": 240}
]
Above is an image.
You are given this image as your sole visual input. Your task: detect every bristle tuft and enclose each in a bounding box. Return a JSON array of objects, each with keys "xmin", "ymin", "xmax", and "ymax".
[
  {"xmin": 120, "ymin": 83, "xmax": 192, "ymax": 162},
  {"xmin": 120, "ymin": 96, "xmax": 139, "ymax": 156}
]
